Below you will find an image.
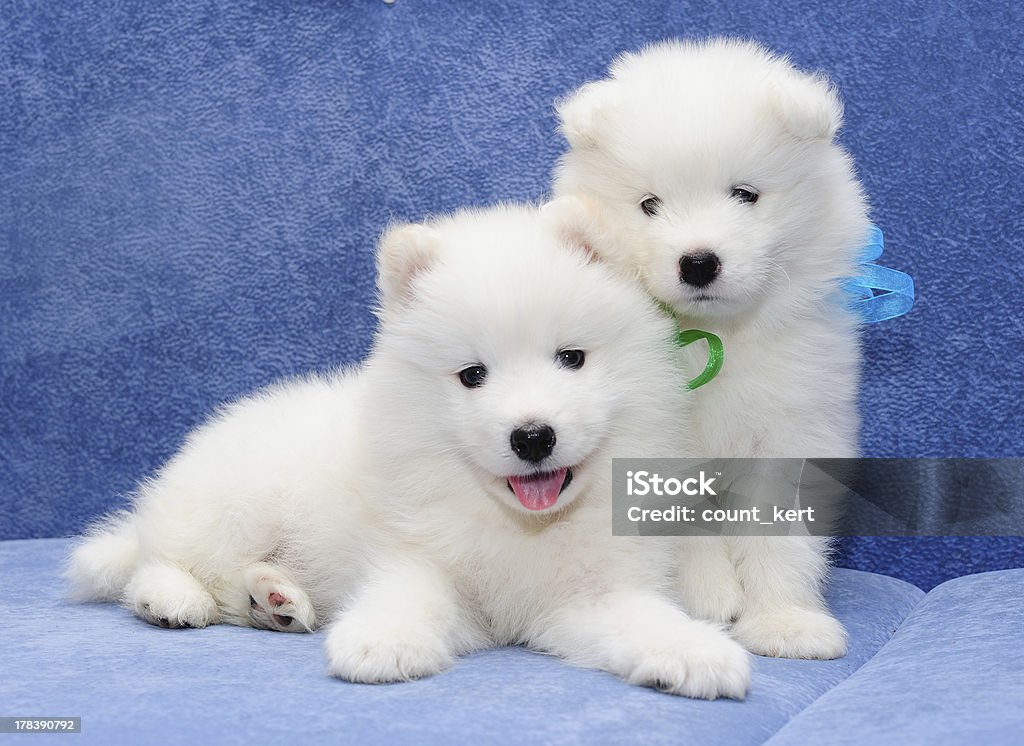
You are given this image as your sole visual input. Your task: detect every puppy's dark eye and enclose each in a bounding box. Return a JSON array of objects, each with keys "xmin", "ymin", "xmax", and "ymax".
[
  {"xmin": 639, "ymin": 195, "xmax": 662, "ymax": 217},
  {"xmin": 556, "ymin": 349, "xmax": 586, "ymax": 370},
  {"xmin": 730, "ymin": 185, "xmax": 759, "ymax": 204},
  {"xmin": 458, "ymin": 365, "xmax": 487, "ymax": 388}
]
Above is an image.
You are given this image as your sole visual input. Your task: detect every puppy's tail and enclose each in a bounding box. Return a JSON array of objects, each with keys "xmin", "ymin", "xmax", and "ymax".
[{"xmin": 65, "ymin": 511, "xmax": 140, "ymax": 601}]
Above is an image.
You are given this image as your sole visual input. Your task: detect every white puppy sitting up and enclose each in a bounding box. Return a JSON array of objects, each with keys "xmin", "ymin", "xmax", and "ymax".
[{"xmin": 553, "ymin": 38, "xmax": 871, "ymax": 659}]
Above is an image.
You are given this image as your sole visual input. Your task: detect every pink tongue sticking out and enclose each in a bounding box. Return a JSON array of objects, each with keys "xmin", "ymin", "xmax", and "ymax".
[{"xmin": 508, "ymin": 468, "xmax": 568, "ymax": 511}]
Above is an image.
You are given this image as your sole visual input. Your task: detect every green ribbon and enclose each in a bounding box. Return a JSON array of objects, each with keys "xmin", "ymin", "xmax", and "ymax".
[
  {"xmin": 657, "ymin": 301, "xmax": 724, "ymax": 390},
  {"xmin": 675, "ymin": 328, "xmax": 724, "ymax": 390}
]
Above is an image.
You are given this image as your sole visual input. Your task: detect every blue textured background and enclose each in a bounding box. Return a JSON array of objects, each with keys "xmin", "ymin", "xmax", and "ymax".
[{"xmin": 1, "ymin": 1, "xmax": 1022, "ymax": 588}]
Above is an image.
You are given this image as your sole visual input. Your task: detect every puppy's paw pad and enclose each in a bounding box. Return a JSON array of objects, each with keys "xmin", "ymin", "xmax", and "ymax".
[
  {"xmin": 247, "ymin": 573, "xmax": 316, "ymax": 633},
  {"xmin": 324, "ymin": 618, "xmax": 453, "ymax": 684},
  {"xmin": 732, "ymin": 607, "xmax": 847, "ymax": 659}
]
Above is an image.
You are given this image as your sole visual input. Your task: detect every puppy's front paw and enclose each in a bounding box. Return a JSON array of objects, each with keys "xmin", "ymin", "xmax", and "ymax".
[
  {"xmin": 628, "ymin": 621, "xmax": 751, "ymax": 700},
  {"xmin": 324, "ymin": 614, "xmax": 454, "ymax": 683},
  {"xmin": 732, "ymin": 606, "xmax": 847, "ymax": 659}
]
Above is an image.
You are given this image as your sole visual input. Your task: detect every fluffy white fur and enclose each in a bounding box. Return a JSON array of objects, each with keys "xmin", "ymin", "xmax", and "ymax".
[
  {"xmin": 553, "ymin": 38, "xmax": 870, "ymax": 659},
  {"xmin": 67, "ymin": 202, "xmax": 750, "ymax": 699}
]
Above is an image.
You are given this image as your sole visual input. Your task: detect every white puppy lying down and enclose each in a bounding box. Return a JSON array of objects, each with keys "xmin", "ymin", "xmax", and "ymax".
[
  {"xmin": 68, "ymin": 202, "xmax": 751, "ymax": 700},
  {"xmin": 554, "ymin": 38, "xmax": 870, "ymax": 659}
]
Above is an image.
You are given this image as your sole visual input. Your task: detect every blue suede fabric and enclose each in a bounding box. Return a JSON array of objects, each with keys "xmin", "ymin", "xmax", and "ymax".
[
  {"xmin": 1, "ymin": 539, "xmax": 924, "ymax": 745},
  {"xmin": 767, "ymin": 569, "xmax": 1024, "ymax": 745},
  {"xmin": 0, "ymin": 4, "xmax": 1021, "ymax": 586}
]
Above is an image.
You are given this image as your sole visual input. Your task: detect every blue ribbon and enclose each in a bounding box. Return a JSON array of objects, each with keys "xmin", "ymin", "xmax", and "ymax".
[{"xmin": 845, "ymin": 224, "xmax": 915, "ymax": 323}]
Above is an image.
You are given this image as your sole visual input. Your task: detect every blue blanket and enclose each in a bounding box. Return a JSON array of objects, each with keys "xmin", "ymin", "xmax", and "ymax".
[{"xmin": 1, "ymin": 1, "xmax": 1021, "ymax": 588}]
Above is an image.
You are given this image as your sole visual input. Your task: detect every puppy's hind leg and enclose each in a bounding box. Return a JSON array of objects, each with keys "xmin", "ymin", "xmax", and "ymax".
[{"xmin": 124, "ymin": 561, "xmax": 220, "ymax": 629}]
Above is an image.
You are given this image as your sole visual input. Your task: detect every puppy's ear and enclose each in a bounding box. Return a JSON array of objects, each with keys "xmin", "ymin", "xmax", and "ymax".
[
  {"xmin": 769, "ymin": 66, "xmax": 843, "ymax": 142},
  {"xmin": 555, "ymin": 80, "xmax": 619, "ymax": 149},
  {"xmin": 376, "ymin": 222, "xmax": 442, "ymax": 307},
  {"xmin": 541, "ymin": 194, "xmax": 609, "ymax": 262}
]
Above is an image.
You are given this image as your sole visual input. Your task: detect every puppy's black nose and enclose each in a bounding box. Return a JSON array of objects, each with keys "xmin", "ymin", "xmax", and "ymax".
[
  {"xmin": 679, "ymin": 252, "xmax": 721, "ymax": 287},
  {"xmin": 510, "ymin": 424, "xmax": 556, "ymax": 463}
]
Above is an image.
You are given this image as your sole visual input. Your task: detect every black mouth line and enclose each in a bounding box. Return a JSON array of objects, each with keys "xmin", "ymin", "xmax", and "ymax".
[{"xmin": 505, "ymin": 468, "xmax": 574, "ymax": 495}]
